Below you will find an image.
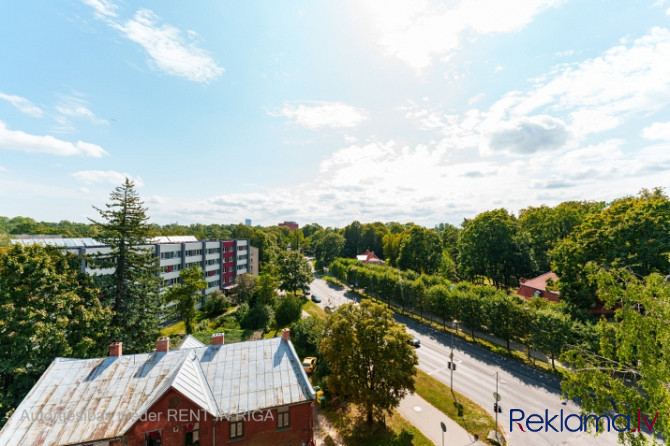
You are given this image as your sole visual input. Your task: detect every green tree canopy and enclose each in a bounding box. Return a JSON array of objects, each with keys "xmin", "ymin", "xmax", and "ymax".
[
  {"xmin": 397, "ymin": 226, "xmax": 442, "ymax": 274},
  {"xmin": 274, "ymin": 294, "xmax": 303, "ymax": 327},
  {"xmin": 320, "ymin": 300, "xmax": 418, "ymax": 424},
  {"xmin": 276, "ymin": 250, "xmax": 312, "ymax": 293},
  {"xmin": 457, "ymin": 208, "xmax": 532, "ymax": 288},
  {"xmin": 561, "ymin": 267, "xmax": 670, "ymax": 444},
  {"xmin": 163, "ymin": 265, "xmax": 207, "ymax": 334},
  {"xmin": 311, "ymin": 230, "xmax": 345, "ymax": 267},
  {"xmin": 0, "ymin": 244, "xmax": 111, "ymax": 424},
  {"xmin": 551, "ymin": 188, "xmax": 670, "ymax": 309},
  {"xmin": 89, "ymin": 178, "xmax": 162, "ymax": 353}
]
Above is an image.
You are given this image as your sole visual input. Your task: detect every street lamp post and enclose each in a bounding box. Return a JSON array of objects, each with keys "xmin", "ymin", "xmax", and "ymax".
[
  {"xmin": 449, "ymin": 319, "xmax": 459, "ymax": 390},
  {"xmin": 440, "ymin": 421, "xmax": 447, "ymax": 446}
]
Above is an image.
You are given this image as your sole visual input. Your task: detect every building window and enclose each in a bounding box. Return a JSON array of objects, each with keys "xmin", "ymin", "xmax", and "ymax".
[
  {"xmin": 277, "ymin": 406, "xmax": 290, "ymax": 429},
  {"xmin": 184, "ymin": 423, "xmax": 199, "ymax": 446},
  {"xmin": 145, "ymin": 430, "xmax": 162, "ymax": 446},
  {"xmin": 230, "ymin": 418, "xmax": 243, "ymax": 439}
]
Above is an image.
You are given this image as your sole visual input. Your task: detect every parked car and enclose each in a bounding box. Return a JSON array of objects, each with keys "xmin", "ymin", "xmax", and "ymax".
[
  {"xmin": 324, "ymin": 305, "xmax": 335, "ymax": 314},
  {"xmin": 409, "ymin": 337, "xmax": 421, "ymax": 348},
  {"xmin": 311, "ymin": 294, "xmax": 321, "ymax": 303},
  {"xmin": 302, "ymin": 356, "xmax": 317, "ymax": 373},
  {"xmin": 303, "ymin": 287, "xmax": 311, "ymax": 296}
]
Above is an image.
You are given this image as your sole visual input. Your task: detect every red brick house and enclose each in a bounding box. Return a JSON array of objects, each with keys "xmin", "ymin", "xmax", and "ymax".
[
  {"xmin": 517, "ymin": 271, "xmax": 560, "ymax": 303},
  {"xmin": 0, "ymin": 330, "xmax": 315, "ymax": 446}
]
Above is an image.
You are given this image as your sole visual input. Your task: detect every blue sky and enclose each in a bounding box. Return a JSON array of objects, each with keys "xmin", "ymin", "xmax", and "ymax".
[{"xmin": 1, "ymin": 1, "xmax": 670, "ymax": 228}]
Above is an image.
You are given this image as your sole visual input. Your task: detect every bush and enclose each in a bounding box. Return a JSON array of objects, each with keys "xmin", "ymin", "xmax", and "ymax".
[
  {"xmin": 241, "ymin": 304, "xmax": 274, "ymax": 331},
  {"xmin": 274, "ymin": 295, "xmax": 303, "ymax": 327},
  {"xmin": 235, "ymin": 303, "xmax": 250, "ymax": 322},
  {"xmin": 204, "ymin": 290, "xmax": 228, "ymax": 317}
]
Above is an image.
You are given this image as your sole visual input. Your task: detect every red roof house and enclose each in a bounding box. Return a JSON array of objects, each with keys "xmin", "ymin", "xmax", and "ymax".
[
  {"xmin": 517, "ymin": 271, "xmax": 560, "ymax": 302},
  {"xmin": 356, "ymin": 249, "xmax": 385, "ymax": 265}
]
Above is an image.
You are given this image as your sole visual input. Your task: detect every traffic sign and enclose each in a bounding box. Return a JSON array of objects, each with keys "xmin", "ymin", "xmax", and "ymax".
[{"xmin": 493, "ymin": 392, "xmax": 501, "ymax": 401}]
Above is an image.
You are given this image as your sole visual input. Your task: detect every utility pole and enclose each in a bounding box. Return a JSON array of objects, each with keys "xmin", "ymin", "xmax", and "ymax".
[{"xmin": 449, "ymin": 320, "xmax": 458, "ymax": 389}]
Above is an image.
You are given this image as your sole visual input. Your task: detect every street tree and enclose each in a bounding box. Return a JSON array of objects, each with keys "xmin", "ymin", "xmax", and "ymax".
[
  {"xmin": 530, "ymin": 307, "xmax": 572, "ymax": 369},
  {"xmin": 254, "ymin": 273, "xmax": 279, "ymax": 307},
  {"xmin": 276, "ymin": 250, "xmax": 312, "ymax": 293},
  {"xmin": 561, "ymin": 268, "xmax": 670, "ymax": 444},
  {"xmin": 89, "ymin": 178, "xmax": 162, "ymax": 353},
  {"xmin": 320, "ymin": 300, "xmax": 418, "ymax": 424},
  {"xmin": 0, "ymin": 244, "xmax": 111, "ymax": 423},
  {"xmin": 163, "ymin": 265, "xmax": 207, "ymax": 334},
  {"xmin": 342, "ymin": 220, "xmax": 363, "ymax": 257}
]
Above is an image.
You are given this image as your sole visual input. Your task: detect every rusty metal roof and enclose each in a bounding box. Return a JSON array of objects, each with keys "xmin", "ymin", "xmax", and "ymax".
[{"xmin": 0, "ymin": 337, "xmax": 314, "ymax": 446}]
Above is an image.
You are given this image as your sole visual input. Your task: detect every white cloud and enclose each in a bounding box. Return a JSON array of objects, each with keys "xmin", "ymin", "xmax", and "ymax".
[
  {"xmin": 642, "ymin": 121, "xmax": 670, "ymax": 140},
  {"xmin": 484, "ymin": 115, "xmax": 570, "ymax": 155},
  {"xmin": 507, "ymin": 27, "xmax": 670, "ymax": 137},
  {"xmin": 276, "ymin": 101, "xmax": 369, "ymax": 129},
  {"xmin": 0, "ymin": 92, "xmax": 43, "ymax": 117},
  {"xmin": 81, "ymin": 0, "xmax": 117, "ymax": 18},
  {"xmin": 72, "ymin": 170, "xmax": 144, "ymax": 187},
  {"xmin": 82, "ymin": 2, "xmax": 223, "ymax": 83},
  {"xmin": 666, "ymin": 6, "xmax": 670, "ymax": 15},
  {"xmin": 0, "ymin": 121, "xmax": 107, "ymax": 157},
  {"xmin": 358, "ymin": 0, "xmax": 559, "ymax": 71},
  {"xmin": 56, "ymin": 95, "xmax": 108, "ymax": 125}
]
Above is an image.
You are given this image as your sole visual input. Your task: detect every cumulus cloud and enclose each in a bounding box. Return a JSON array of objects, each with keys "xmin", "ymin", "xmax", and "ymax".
[
  {"xmin": 0, "ymin": 121, "xmax": 107, "ymax": 157},
  {"xmin": 275, "ymin": 101, "xmax": 369, "ymax": 129},
  {"xmin": 0, "ymin": 92, "xmax": 43, "ymax": 117},
  {"xmin": 82, "ymin": 1, "xmax": 223, "ymax": 83},
  {"xmin": 358, "ymin": 0, "xmax": 559, "ymax": 71},
  {"xmin": 71, "ymin": 170, "xmax": 144, "ymax": 186},
  {"xmin": 642, "ymin": 121, "xmax": 670, "ymax": 140},
  {"xmin": 485, "ymin": 115, "xmax": 570, "ymax": 154}
]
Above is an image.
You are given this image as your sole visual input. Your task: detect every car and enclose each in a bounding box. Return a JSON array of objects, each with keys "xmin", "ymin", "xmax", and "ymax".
[
  {"xmin": 302, "ymin": 356, "xmax": 317, "ymax": 373},
  {"xmin": 409, "ymin": 337, "xmax": 421, "ymax": 348},
  {"xmin": 303, "ymin": 288, "xmax": 311, "ymax": 296},
  {"xmin": 324, "ymin": 305, "xmax": 335, "ymax": 313},
  {"xmin": 311, "ymin": 294, "xmax": 321, "ymax": 303}
]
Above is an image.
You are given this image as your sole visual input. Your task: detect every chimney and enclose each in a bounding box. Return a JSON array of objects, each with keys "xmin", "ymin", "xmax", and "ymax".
[
  {"xmin": 281, "ymin": 328, "xmax": 290, "ymax": 343},
  {"xmin": 156, "ymin": 337, "xmax": 170, "ymax": 352},
  {"xmin": 109, "ymin": 342, "xmax": 122, "ymax": 357},
  {"xmin": 212, "ymin": 332, "xmax": 225, "ymax": 345}
]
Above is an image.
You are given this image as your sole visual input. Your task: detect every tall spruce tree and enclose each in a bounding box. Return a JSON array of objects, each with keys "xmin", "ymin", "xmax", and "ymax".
[{"xmin": 89, "ymin": 179, "xmax": 161, "ymax": 353}]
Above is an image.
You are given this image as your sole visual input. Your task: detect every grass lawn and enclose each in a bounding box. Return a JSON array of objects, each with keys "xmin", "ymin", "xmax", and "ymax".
[
  {"xmin": 322, "ymin": 403, "xmax": 433, "ymax": 446},
  {"xmin": 414, "ymin": 369, "xmax": 503, "ymax": 444},
  {"xmin": 302, "ymin": 300, "xmax": 327, "ymax": 320}
]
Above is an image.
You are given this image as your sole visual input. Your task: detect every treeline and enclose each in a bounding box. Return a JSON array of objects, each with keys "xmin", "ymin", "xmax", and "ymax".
[{"xmin": 329, "ymin": 259, "xmax": 595, "ymax": 368}]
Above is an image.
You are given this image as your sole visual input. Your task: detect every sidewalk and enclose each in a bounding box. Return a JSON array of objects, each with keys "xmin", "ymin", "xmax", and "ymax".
[{"xmin": 397, "ymin": 392, "xmax": 479, "ymax": 446}]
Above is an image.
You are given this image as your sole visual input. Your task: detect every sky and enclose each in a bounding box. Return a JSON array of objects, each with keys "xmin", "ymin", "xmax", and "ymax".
[{"xmin": 1, "ymin": 1, "xmax": 670, "ymax": 228}]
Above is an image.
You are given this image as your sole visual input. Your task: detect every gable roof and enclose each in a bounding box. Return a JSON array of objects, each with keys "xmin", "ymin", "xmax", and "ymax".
[
  {"xmin": 356, "ymin": 249, "xmax": 384, "ymax": 263},
  {"xmin": 520, "ymin": 271, "xmax": 560, "ymax": 294},
  {"xmin": 176, "ymin": 334, "xmax": 207, "ymax": 350},
  {"xmin": 0, "ymin": 337, "xmax": 314, "ymax": 446}
]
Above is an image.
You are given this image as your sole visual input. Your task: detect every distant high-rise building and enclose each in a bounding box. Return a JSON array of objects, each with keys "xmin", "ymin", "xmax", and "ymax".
[
  {"xmin": 278, "ymin": 221, "xmax": 299, "ymax": 231},
  {"xmin": 245, "ymin": 218, "xmax": 252, "ymax": 226}
]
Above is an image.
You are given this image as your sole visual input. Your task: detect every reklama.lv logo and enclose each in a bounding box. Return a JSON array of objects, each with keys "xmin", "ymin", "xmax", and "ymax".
[{"xmin": 510, "ymin": 409, "xmax": 659, "ymax": 433}]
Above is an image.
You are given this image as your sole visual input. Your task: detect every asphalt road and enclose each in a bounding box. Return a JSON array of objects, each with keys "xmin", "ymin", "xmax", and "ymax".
[{"xmin": 305, "ymin": 275, "xmax": 643, "ymax": 446}]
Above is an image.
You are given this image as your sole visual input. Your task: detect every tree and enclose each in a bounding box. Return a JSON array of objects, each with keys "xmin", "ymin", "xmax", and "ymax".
[
  {"xmin": 457, "ymin": 209, "xmax": 533, "ymax": 288},
  {"xmin": 320, "ymin": 301, "xmax": 418, "ymax": 424},
  {"xmin": 254, "ymin": 273, "xmax": 279, "ymax": 307},
  {"xmin": 483, "ymin": 292, "xmax": 526, "ymax": 353},
  {"xmin": 89, "ymin": 178, "xmax": 162, "ymax": 353},
  {"xmin": 561, "ymin": 268, "xmax": 670, "ymax": 444},
  {"xmin": 274, "ymin": 294, "xmax": 303, "ymax": 327},
  {"xmin": 290, "ymin": 316, "xmax": 325, "ymax": 359},
  {"xmin": 232, "ymin": 273, "xmax": 257, "ymax": 305},
  {"xmin": 311, "ymin": 230, "xmax": 345, "ymax": 267},
  {"xmin": 519, "ymin": 201, "xmax": 603, "ymax": 273},
  {"xmin": 342, "ymin": 220, "xmax": 363, "ymax": 257},
  {"xmin": 163, "ymin": 265, "xmax": 207, "ymax": 334},
  {"xmin": 382, "ymin": 232, "xmax": 404, "ymax": 266},
  {"xmin": 551, "ymin": 188, "xmax": 670, "ymax": 310},
  {"xmin": 397, "ymin": 226, "xmax": 442, "ymax": 274},
  {"xmin": 277, "ymin": 250, "xmax": 312, "ymax": 293},
  {"xmin": 530, "ymin": 307, "xmax": 571, "ymax": 369},
  {"xmin": 0, "ymin": 244, "xmax": 111, "ymax": 423}
]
